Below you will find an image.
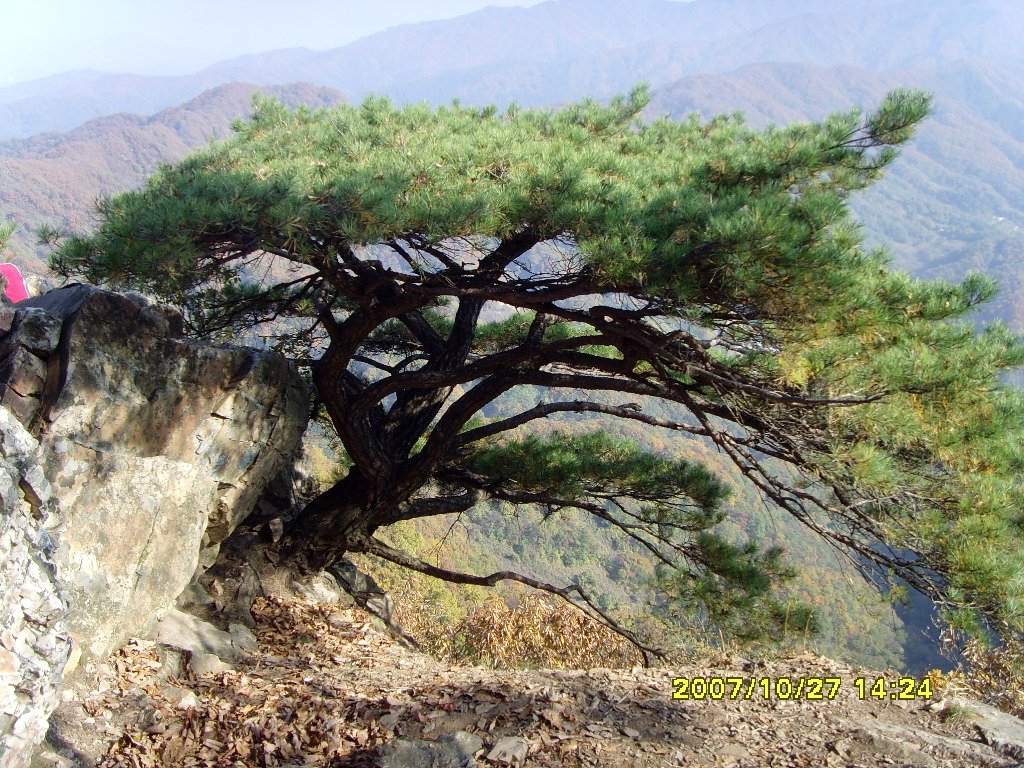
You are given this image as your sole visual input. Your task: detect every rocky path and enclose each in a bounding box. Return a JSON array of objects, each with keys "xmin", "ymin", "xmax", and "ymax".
[{"xmin": 40, "ymin": 597, "xmax": 1024, "ymax": 768}]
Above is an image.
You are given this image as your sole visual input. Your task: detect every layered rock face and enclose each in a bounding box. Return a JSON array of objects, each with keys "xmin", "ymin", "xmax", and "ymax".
[
  {"xmin": 0, "ymin": 408, "xmax": 71, "ymax": 768},
  {"xmin": 0, "ymin": 285, "xmax": 308, "ymax": 667}
]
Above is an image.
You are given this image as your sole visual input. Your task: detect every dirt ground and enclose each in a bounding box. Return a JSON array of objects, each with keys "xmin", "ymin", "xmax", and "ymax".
[{"xmin": 36, "ymin": 597, "xmax": 1023, "ymax": 768}]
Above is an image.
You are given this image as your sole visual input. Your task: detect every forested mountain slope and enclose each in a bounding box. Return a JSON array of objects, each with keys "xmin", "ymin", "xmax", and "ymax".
[
  {"xmin": 647, "ymin": 61, "xmax": 1024, "ymax": 328},
  {"xmin": 0, "ymin": 83, "xmax": 344, "ymax": 271}
]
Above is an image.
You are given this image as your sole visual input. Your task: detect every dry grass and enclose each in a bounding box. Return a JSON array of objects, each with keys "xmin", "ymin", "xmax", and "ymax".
[
  {"xmin": 951, "ymin": 634, "xmax": 1024, "ymax": 718},
  {"xmin": 447, "ymin": 594, "xmax": 643, "ymax": 669}
]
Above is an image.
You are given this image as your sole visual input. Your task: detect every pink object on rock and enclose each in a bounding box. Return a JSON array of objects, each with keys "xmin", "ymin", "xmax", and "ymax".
[{"xmin": 0, "ymin": 263, "xmax": 30, "ymax": 302}]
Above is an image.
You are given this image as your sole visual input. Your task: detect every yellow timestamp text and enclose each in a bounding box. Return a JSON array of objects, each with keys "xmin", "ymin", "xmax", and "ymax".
[{"xmin": 671, "ymin": 676, "xmax": 933, "ymax": 701}]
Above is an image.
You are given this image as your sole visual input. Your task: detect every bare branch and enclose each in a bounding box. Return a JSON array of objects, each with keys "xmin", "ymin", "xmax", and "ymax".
[
  {"xmin": 387, "ymin": 489, "xmax": 484, "ymax": 525},
  {"xmin": 349, "ymin": 335, "xmax": 605, "ymax": 413},
  {"xmin": 457, "ymin": 400, "xmax": 711, "ymax": 446}
]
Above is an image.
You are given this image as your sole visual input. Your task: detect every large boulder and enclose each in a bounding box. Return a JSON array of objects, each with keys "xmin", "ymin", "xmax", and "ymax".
[
  {"xmin": 0, "ymin": 407, "xmax": 71, "ymax": 768},
  {"xmin": 0, "ymin": 285, "xmax": 308, "ymax": 667}
]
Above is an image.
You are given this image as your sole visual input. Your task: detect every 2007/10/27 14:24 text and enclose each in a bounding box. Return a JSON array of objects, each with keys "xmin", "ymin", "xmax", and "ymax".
[{"xmin": 671, "ymin": 676, "xmax": 934, "ymax": 701}]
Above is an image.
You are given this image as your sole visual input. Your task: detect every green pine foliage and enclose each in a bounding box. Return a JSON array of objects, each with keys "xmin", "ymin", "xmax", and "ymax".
[{"xmin": 465, "ymin": 431, "xmax": 725, "ymax": 512}]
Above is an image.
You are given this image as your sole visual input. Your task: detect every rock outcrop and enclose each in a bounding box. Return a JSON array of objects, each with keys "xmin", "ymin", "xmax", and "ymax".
[
  {"xmin": 0, "ymin": 408, "xmax": 71, "ymax": 768},
  {"xmin": 0, "ymin": 285, "xmax": 308, "ymax": 669}
]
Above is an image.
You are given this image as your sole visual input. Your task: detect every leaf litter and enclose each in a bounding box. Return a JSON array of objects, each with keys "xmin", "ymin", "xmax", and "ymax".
[{"xmin": 56, "ymin": 596, "xmax": 1020, "ymax": 768}]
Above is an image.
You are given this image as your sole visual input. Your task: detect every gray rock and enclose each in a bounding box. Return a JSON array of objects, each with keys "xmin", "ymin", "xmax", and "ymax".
[
  {"xmin": 227, "ymin": 623, "xmax": 258, "ymax": 651},
  {"xmin": 160, "ymin": 684, "xmax": 199, "ymax": 709},
  {"xmin": 330, "ymin": 558, "xmax": 393, "ymax": 621},
  {"xmin": 187, "ymin": 651, "xmax": 233, "ymax": 677},
  {"xmin": 379, "ymin": 731, "xmax": 483, "ymax": 768},
  {"xmin": 486, "ymin": 736, "xmax": 530, "ymax": 765},
  {"xmin": 50, "ymin": 453, "xmax": 216, "ymax": 664},
  {"xmin": 0, "ymin": 286, "xmax": 308, "ymax": 669},
  {"xmin": 149, "ymin": 609, "xmax": 240, "ymax": 661},
  {"xmin": 717, "ymin": 742, "xmax": 749, "ymax": 759},
  {"xmin": 29, "ymin": 750, "xmax": 76, "ymax": 768},
  {"xmin": 958, "ymin": 697, "xmax": 1024, "ymax": 760},
  {"xmin": 176, "ymin": 581, "xmax": 214, "ymax": 609},
  {"xmin": 292, "ymin": 570, "xmax": 351, "ymax": 605},
  {"xmin": 12, "ymin": 309, "xmax": 60, "ymax": 356},
  {"xmin": 0, "ymin": 407, "xmax": 71, "ymax": 768},
  {"xmin": 839, "ymin": 716, "xmax": 1016, "ymax": 765}
]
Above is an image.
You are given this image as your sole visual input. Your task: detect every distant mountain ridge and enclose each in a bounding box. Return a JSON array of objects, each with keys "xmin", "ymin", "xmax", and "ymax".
[{"xmin": 3, "ymin": 0, "xmax": 1024, "ymax": 139}]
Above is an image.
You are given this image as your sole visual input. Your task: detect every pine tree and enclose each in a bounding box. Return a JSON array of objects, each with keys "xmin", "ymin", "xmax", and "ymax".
[{"xmin": 50, "ymin": 87, "xmax": 1024, "ymax": 654}]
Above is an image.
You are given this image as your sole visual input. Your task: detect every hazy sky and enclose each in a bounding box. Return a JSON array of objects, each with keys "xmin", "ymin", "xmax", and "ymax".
[{"xmin": 1, "ymin": 0, "xmax": 549, "ymax": 85}]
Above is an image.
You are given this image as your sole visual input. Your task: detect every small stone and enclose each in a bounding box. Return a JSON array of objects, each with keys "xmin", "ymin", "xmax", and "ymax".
[
  {"xmin": 718, "ymin": 742, "xmax": 749, "ymax": 758},
  {"xmin": 0, "ymin": 648, "xmax": 19, "ymax": 678},
  {"xmin": 487, "ymin": 736, "xmax": 530, "ymax": 764},
  {"xmin": 0, "ymin": 681, "xmax": 18, "ymax": 713},
  {"xmin": 447, "ymin": 731, "xmax": 484, "ymax": 758},
  {"xmin": 380, "ymin": 731, "xmax": 483, "ymax": 768},
  {"xmin": 326, "ymin": 610, "xmax": 350, "ymax": 628},
  {"xmin": 161, "ymin": 684, "xmax": 199, "ymax": 709},
  {"xmin": 32, "ymin": 632, "xmax": 58, "ymax": 656},
  {"xmin": 63, "ymin": 645, "xmax": 82, "ymax": 674},
  {"xmin": 228, "ymin": 622, "xmax": 258, "ymax": 651},
  {"xmin": 188, "ymin": 651, "xmax": 232, "ymax": 676}
]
